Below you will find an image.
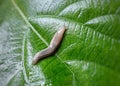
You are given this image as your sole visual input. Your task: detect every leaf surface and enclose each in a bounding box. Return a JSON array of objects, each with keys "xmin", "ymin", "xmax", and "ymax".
[{"xmin": 0, "ymin": 0, "xmax": 120, "ymax": 86}]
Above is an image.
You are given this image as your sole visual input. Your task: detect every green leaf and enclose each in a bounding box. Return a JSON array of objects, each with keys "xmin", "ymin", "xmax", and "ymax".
[{"xmin": 0, "ymin": 0, "xmax": 120, "ymax": 86}]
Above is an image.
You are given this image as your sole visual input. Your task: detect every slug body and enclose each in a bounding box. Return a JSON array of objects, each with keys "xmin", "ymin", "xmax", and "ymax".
[{"xmin": 32, "ymin": 25, "xmax": 66, "ymax": 65}]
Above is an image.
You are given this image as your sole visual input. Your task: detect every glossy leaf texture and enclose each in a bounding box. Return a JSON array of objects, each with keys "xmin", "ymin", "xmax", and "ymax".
[{"xmin": 0, "ymin": 0, "xmax": 120, "ymax": 86}]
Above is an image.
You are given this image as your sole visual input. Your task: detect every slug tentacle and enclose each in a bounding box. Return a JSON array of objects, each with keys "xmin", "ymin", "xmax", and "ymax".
[{"xmin": 32, "ymin": 25, "xmax": 66, "ymax": 65}]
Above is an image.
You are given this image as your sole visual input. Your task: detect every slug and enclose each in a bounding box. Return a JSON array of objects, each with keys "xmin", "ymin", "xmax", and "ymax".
[{"xmin": 32, "ymin": 25, "xmax": 66, "ymax": 65}]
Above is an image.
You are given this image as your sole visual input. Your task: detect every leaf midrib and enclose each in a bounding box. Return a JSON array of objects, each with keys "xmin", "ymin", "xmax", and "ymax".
[
  {"xmin": 11, "ymin": 0, "xmax": 49, "ymax": 46},
  {"xmin": 11, "ymin": 0, "xmax": 74, "ymax": 80}
]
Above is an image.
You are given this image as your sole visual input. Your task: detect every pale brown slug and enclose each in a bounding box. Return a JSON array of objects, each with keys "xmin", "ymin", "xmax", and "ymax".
[{"xmin": 32, "ymin": 25, "xmax": 66, "ymax": 65}]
